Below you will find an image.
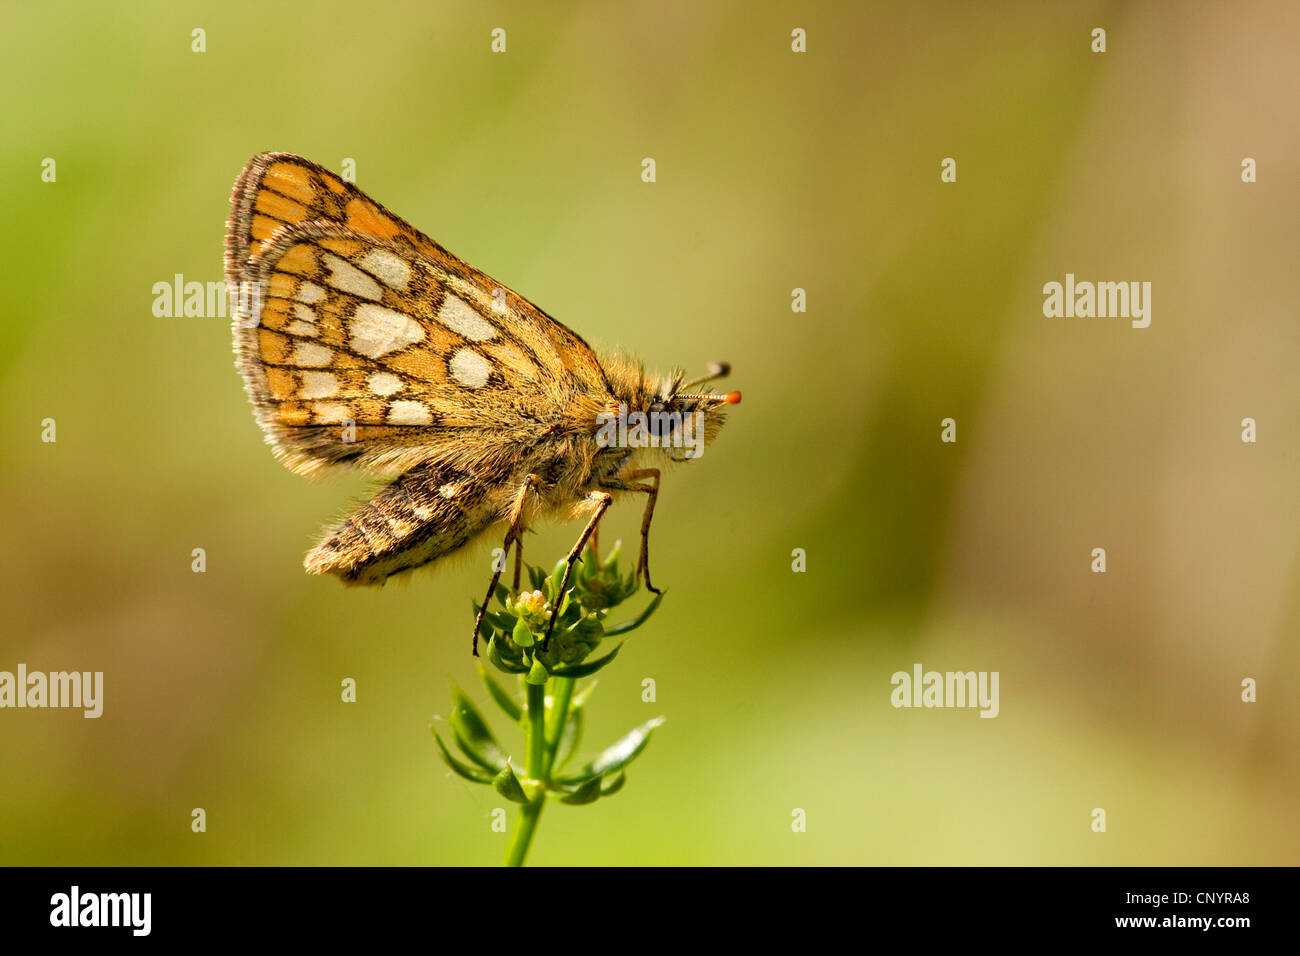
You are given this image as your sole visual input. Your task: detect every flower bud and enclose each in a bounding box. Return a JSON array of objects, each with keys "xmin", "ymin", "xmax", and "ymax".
[{"xmin": 511, "ymin": 589, "xmax": 551, "ymax": 632}]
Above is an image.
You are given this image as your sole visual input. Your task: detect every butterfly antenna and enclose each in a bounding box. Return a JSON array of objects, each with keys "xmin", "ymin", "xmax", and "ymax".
[
  {"xmin": 679, "ymin": 361, "xmax": 731, "ymax": 392},
  {"xmin": 677, "ymin": 390, "xmax": 743, "ymax": 405}
]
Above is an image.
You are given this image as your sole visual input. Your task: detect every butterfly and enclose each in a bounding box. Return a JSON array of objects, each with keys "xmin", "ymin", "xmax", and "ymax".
[{"xmin": 224, "ymin": 153, "xmax": 740, "ymax": 653}]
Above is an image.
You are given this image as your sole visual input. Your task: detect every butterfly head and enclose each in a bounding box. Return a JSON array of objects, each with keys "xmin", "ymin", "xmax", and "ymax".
[
  {"xmin": 594, "ymin": 357, "xmax": 738, "ymax": 464},
  {"xmin": 635, "ymin": 361, "xmax": 740, "ymax": 461},
  {"xmin": 662, "ymin": 360, "xmax": 740, "ymax": 426}
]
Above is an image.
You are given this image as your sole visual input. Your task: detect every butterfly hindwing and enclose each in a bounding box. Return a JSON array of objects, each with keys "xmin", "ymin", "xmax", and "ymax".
[{"xmin": 303, "ymin": 459, "xmax": 511, "ymax": 584}]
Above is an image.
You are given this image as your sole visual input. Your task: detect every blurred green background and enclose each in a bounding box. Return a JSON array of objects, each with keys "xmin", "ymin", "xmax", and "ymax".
[{"xmin": 2, "ymin": 0, "xmax": 1296, "ymax": 865}]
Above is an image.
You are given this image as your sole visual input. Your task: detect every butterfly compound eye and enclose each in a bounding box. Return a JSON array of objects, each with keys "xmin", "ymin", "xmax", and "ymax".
[{"xmin": 648, "ymin": 402, "xmax": 677, "ymax": 438}]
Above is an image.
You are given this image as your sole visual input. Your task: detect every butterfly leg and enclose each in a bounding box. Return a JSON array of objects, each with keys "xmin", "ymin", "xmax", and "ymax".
[
  {"xmin": 603, "ymin": 468, "xmax": 662, "ymax": 594},
  {"xmin": 540, "ymin": 492, "xmax": 614, "ymax": 652},
  {"xmin": 513, "ymin": 535, "xmax": 524, "ymax": 592},
  {"xmin": 472, "ymin": 474, "xmax": 542, "ymax": 656},
  {"xmin": 629, "ymin": 469, "xmax": 662, "ymax": 594}
]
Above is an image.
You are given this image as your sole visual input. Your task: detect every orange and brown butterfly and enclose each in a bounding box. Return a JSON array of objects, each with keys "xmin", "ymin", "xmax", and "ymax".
[{"xmin": 224, "ymin": 152, "xmax": 740, "ymax": 653}]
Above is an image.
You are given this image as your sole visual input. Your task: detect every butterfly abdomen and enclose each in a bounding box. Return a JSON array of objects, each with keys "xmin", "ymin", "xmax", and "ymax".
[{"xmin": 305, "ymin": 462, "xmax": 499, "ymax": 585}]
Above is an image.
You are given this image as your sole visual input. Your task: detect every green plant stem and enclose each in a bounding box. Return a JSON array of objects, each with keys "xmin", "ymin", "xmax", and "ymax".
[
  {"xmin": 526, "ymin": 682, "xmax": 546, "ymax": 778},
  {"xmin": 503, "ymin": 677, "xmax": 580, "ymax": 866},
  {"xmin": 504, "ymin": 800, "xmax": 542, "ymax": 867},
  {"xmin": 543, "ymin": 677, "xmax": 576, "ymax": 776},
  {"xmin": 505, "ymin": 682, "xmax": 550, "ymax": 867}
]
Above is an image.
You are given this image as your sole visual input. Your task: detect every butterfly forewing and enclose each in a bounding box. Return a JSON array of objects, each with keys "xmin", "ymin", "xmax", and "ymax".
[
  {"xmin": 227, "ymin": 154, "xmax": 612, "ymax": 477},
  {"xmin": 226, "ymin": 152, "xmax": 608, "ymax": 389},
  {"xmin": 225, "ymin": 151, "xmax": 439, "ymax": 282}
]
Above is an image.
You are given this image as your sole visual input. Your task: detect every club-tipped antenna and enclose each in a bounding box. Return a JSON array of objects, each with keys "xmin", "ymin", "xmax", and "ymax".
[
  {"xmin": 679, "ymin": 361, "xmax": 731, "ymax": 392},
  {"xmin": 677, "ymin": 390, "xmax": 743, "ymax": 405}
]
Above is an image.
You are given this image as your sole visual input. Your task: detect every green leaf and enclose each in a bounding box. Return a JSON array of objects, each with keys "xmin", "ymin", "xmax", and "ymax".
[
  {"xmin": 555, "ymin": 701, "xmax": 584, "ymax": 771},
  {"xmin": 558, "ymin": 716, "xmax": 665, "ymax": 785},
  {"xmin": 600, "ymin": 770, "xmax": 627, "ymax": 797},
  {"xmin": 449, "ymin": 686, "xmax": 507, "ymax": 772},
  {"xmin": 525, "ymin": 655, "xmax": 549, "ymax": 685},
  {"xmin": 528, "ymin": 565, "xmax": 548, "ymax": 592},
  {"xmin": 557, "ymin": 776, "xmax": 601, "ymax": 805},
  {"xmin": 493, "ymin": 582, "xmax": 509, "ymax": 603},
  {"xmin": 548, "ymin": 559, "xmax": 567, "ymax": 599},
  {"xmin": 604, "ymin": 591, "xmax": 665, "ymax": 636},
  {"xmin": 477, "ymin": 662, "xmax": 521, "ymax": 720},
  {"xmin": 492, "ymin": 763, "xmax": 529, "ymax": 804},
  {"xmin": 511, "ymin": 617, "xmax": 535, "ymax": 648},
  {"xmin": 431, "ymin": 725, "xmax": 493, "ymax": 784},
  {"xmin": 569, "ymin": 613, "xmax": 603, "ymax": 642},
  {"xmin": 488, "ymin": 636, "xmax": 529, "ymax": 675},
  {"xmin": 571, "ymin": 680, "xmax": 598, "ymax": 709},
  {"xmin": 549, "ymin": 642, "xmax": 623, "ymax": 678}
]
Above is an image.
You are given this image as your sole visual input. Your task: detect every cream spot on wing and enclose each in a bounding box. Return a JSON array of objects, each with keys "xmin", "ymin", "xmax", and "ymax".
[
  {"xmin": 438, "ymin": 294, "xmax": 496, "ymax": 341},
  {"xmin": 299, "ymin": 371, "xmax": 340, "ymax": 399},
  {"xmin": 349, "ymin": 303, "xmax": 425, "ymax": 358},
  {"xmin": 295, "ymin": 281, "xmax": 325, "ymax": 304},
  {"xmin": 313, "ymin": 403, "xmax": 351, "ymax": 424},
  {"xmin": 291, "ymin": 341, "xmax": 333, "ymax": 367},
  {"xmin": 293, "ymin": 303, "xmax": 317, "ymax": 322},
  {"xmin": 286, "ymin": 320, "xmax": 317, "ymax": 336},
  {"xmin": 367, "ymin": 371, "xmax": 403, "ymax": 396},
  {"xmin": 387, "ymin": 400, "xmax": 433, "ymax": 425},
  {"xmin": 438, "ymin": 483, "xmax": 458, "ymax": 498},
  {"xmin": 322, "ymin": 253, "xmax": 382, "ymax": 300},
  {"xmin": 449, "ymin": 348, "xmax": 491, "ymax": 388},
  {"xmin": 358, "ymin": 248, "xmax": 411, "ymax": 290}
]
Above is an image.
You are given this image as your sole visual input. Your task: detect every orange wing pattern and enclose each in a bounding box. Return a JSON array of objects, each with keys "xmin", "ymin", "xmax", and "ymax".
[{"xmin": 225, "ymin": 153, "xmax": 612, "ymax": 476}]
